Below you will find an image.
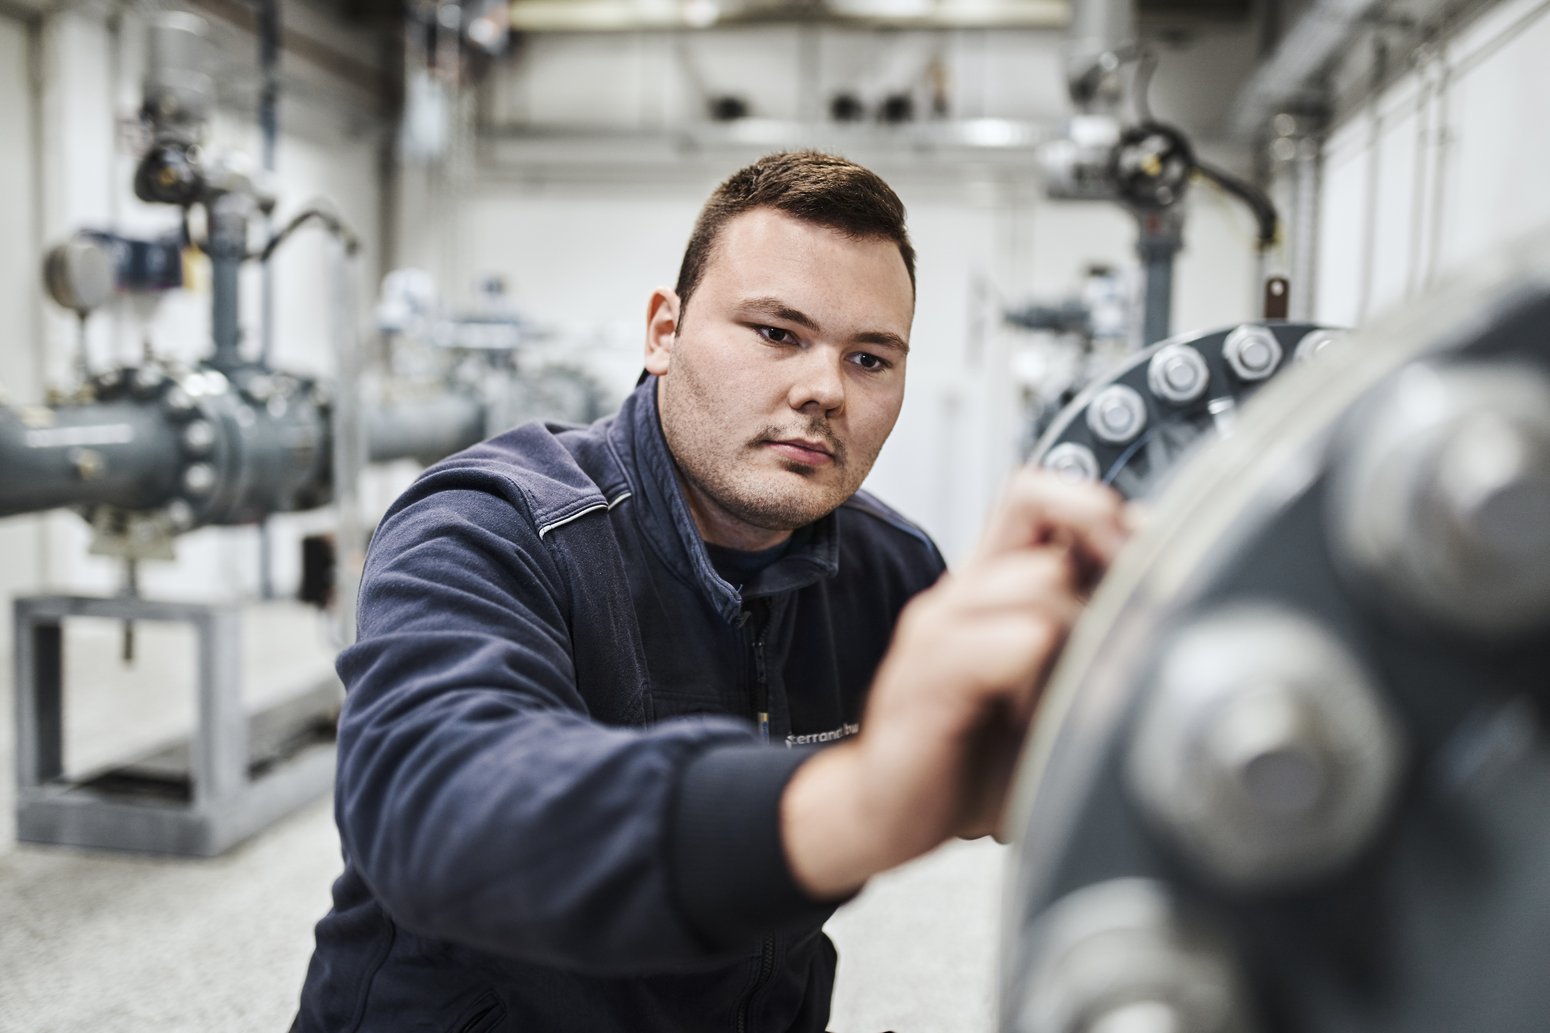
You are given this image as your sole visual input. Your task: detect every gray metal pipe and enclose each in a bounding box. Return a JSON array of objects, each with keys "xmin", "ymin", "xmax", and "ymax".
[
  {"xmin": 0, "ymin": 401, "xmax": 183, "ymax": 518},
  {"xmin": 0, "ymin": 380, "xmax": 484, "ymax": 526},
  {"xmin": 1289, "ymin": 137, "xmax": 1322, "ymax": 321},
  {"xmin": 1226, "ymin": 0, "xmax": 1381, "ymax": 139},
  {"xmin": 209, "ymin": 197, "xmax": 248, "ymax": 370},
  {"xmin": 365, "ymin": 393, "xmax": 486, "ymax": 466},
  {"xmin": 1065, "ymin": 0, "xmax": 1137, "ymax": 113},
  {"xmin": 1137, "ymin": 210, "xmax": 1183, "ymax": 347}
]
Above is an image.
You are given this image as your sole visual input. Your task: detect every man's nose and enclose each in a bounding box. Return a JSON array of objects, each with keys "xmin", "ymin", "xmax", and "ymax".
[{"xmin": 787, "ymin": 349, "xmax": 846, "ymax": 415}]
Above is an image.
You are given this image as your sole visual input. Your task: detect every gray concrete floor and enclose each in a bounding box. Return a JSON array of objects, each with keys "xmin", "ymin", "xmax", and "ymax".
[{"xmin": 0, "ymin": 601, "xmax": 1006, "ymax": 1033}]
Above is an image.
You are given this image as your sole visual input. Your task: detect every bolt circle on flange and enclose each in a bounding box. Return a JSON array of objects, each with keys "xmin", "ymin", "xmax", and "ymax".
[
  {"xmin": 1147, "ymin": 345, "xmax": 1210, "ymax": 405},
  {"xmin": 1223, "ymin": 325, "xmax": 1283, "ymax": 382},
  {"xmin": 1087, "ymin": 384, "xmax": 1149, "ymax": 445},
  {"xmin": 1126, "ymin": 605, "xmax": 1406, "ymax": 890},
  {"xmin": 1044, "ymin": 443, "xmax": 1101, "ymax": 484}
]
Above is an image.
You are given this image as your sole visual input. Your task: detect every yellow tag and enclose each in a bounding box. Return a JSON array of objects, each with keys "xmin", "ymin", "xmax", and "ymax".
[{"xmin": 181, "ymin": 246, "xmax": 210, "ymax": 294}]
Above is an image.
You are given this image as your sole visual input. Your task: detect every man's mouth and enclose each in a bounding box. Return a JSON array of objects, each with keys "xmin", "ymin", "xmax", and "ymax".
[{"xmin": 763, "ymin": 437, "xmax": 838, "ymax": 467}]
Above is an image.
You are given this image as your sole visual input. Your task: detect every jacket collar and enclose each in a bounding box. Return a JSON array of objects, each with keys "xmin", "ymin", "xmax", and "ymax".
[{"xmin": 607, "ymin": 377, "xmax": 840, "ymax": 623}]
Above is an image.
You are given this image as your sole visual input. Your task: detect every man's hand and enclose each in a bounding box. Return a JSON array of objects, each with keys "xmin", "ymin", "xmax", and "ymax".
[{"xmin": 780, "ymin": 469, "xmax": 1132, "ymax": 899}]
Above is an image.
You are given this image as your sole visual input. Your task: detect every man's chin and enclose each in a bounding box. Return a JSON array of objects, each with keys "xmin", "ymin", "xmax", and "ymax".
[{"xmin": 748, "ymin": 489, "xmax": 852, "ymax": 530}]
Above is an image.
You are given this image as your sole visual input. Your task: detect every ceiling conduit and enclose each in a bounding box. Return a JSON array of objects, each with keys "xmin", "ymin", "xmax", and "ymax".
[{"xmin": 1225, "ymin": 0, "xmax": 1385, "ymax": 138}]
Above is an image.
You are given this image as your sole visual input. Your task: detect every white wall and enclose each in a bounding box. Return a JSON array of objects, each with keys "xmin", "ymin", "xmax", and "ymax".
[{"xmin": 1313, "ymin": 0, "xmax": 1550, "ymax": 327}]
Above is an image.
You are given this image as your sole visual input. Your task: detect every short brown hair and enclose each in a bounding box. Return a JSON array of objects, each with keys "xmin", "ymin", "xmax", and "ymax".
[{"xmin": 674, "ymin": 150, "xmax": 916, "ymax": 319}]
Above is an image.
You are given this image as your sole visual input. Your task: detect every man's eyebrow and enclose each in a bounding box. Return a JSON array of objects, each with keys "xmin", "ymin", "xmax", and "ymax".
[
  {"xmin": 738, "ymin": 297, "xmax": 820, "ymax": 331},
  {"xmin": 737, "ymin": 296, "xmax": 910, "ymax": 355},
  {"xmin": 854, "ymin": 329, "xmax": 910, "ymax": 355}
]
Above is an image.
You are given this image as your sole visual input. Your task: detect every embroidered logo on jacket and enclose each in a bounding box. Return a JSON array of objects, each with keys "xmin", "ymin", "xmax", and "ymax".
[{"xmin": 785, "ymin": 722, "xmax": 860, "ymax": 747}]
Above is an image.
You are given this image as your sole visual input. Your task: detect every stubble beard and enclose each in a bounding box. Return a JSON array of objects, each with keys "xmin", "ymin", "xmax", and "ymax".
[{"xmin": 659, "ymin": 359, "xmax": 867, "ymax": 535}]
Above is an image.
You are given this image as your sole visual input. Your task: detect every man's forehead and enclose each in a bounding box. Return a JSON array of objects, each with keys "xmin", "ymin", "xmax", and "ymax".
[{"xmin": 701, "ymin": 210, "xmax": 915, "ymax": 326}]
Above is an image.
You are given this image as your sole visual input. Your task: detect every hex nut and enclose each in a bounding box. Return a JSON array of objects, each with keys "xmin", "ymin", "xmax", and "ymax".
[
  {"xmin": 1013, "ymin": 879, "xmax": 1257, "ymax": 1033},
  {"xmin": 182, "ymin": 420, "xmax": 216, "ymax": 456},
  {"xmin": 1044, "ymin": 443, "xmax": 1101, "ymax": 483},
  {"xmin": 1330, "ymin": 362, "xmax": 1550, "ymax": 637},
  {"xmin": 1087, "ymin": 385, "xmax": 1149, "ymax": 445},
  {"xmin": 1295, "ymin": 329, "xmax": 1342, "ymax": 364},
  {"xmin": 1223, "ymin": 326, "xmax": 1283, "ymax": 382},
  {"xmin": 166, "ymin": 499, "xmax": 195, "ymax": 531},
  {"xmin": 1127, "ymin": 606, "xmax": 1406, "ymax": 890},
  {"xmin": 182, "ymin": 463, "xmax": 216, "ymax": 495},
  {"xmin": 1147, "ymin": 345, "xmax": 1210, "ymax": 405}
]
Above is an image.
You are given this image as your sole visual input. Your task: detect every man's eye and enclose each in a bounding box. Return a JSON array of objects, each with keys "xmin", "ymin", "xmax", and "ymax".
[
  {"xmin": 758, "ymin": 326, "xmax": 794, "ymax": 345},
  {"xmin": 851, "ymin": 352, "xmax": 890, "ymax": 372}
]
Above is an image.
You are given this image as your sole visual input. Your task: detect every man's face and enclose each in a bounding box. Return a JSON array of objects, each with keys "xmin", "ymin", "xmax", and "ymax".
[{"xmin": 644, "ymin": 207, "xmax": 914, "ymax": 550}]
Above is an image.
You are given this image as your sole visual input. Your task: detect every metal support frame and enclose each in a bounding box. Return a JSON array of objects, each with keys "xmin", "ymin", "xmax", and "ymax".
[{"xmin": 13, "ymin": 594, "xmax": 338, "ymax": 856}]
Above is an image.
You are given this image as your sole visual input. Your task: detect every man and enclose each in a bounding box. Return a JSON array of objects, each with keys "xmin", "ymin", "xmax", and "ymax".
[{"xmin": 293, "ymin": 150, "xmax": 1129, "ymax": 1032}]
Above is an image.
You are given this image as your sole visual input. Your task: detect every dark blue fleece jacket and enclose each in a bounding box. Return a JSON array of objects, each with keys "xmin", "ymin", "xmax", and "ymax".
[{"xmin": 292, "ymin": 377, "xmax": 946, "ymax": 1033}]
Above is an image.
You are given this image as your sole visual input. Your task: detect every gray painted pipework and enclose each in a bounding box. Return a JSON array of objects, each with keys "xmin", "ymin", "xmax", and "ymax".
[
  {"xmin": 365, "ymin": 394, "xmax": 486, "ymax": 467},
  {"xmin": 1065, "ymin": 0, "xmax": 1136, "ymax": 112},
  {"xmin": 209, "ymin": 198, "xmax": 249, "ymax": 371},
  {"xmin": 0, "ymin": 373, "xmax": 488, "ymax": 528},
  {"xmin": 0, "ymin": 402, "xmax": 183, "ymax": 518}
]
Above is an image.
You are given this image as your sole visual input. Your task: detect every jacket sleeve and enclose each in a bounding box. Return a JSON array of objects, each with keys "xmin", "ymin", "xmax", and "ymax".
[{"xmin": 332, "ymin": 474, "xmax": 831, "ymax": 974}]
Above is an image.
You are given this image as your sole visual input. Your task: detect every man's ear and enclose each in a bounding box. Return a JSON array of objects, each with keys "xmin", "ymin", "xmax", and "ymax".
[{"xmin": 644, "ymin": 288, "xmax": 680, "ymax": 376}]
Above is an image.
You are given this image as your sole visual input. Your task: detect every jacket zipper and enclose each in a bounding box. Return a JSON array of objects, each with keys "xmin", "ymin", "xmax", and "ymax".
[
  {"xmin": 736, "ymin": 935, "xmax": 777, "ymax": 1033},
  {"xmin": 741, "ymin": 601, "xmax": 771, "ymax": 744},
  {"xmin": 736, "ymin": 601, "xmax": 774, "ymax": 1032},
  {"xmin": 751, "ymin": 624, "xmax": 770, "ymax": 744}
]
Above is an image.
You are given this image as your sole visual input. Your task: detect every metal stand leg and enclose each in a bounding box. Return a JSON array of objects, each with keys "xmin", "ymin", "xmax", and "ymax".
[
  {"xmin": 13, "ymin": 594, "xmax": 338, "ymax": 856},
  {"xmin": 15, "ymin": 608, "xmax": 64, "ymax": 790},
  {"xmin": 195, "ymin": 606, "xmax": 247, "ymax": 808}
]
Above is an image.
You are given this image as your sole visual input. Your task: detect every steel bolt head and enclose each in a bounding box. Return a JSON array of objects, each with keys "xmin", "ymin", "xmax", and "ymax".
[
  {"xmin": 1087, "ymin": 385, "xmax": 1149, "ymax": 445},
  {"xmin": 1014, "ymin": 880, "xmax": 1257, "ymax": 1033},
  {"xmin": 1295, "ymin": 329, "xmax": 1342, "ymax": 364},
  {"xmin": 1223, "ymin": 326, "xmax": 1283, "ymax": 382},
  {"xmin": 182, "ymin": 419, "xmax": 215, "ymax": 455},
  {"xmin": 1434, "ymin": 413, "xmax": 1550, "ymax": 570},
  {"xmin": 182, "ymin": 463, "xmax": 216, "ymax": 495},
  {"xmin": 166, "ymin": 499, "xmax": 195, "ymax": 530},
  {"xmin": 1044, "ymin": 443, "xmax": 1101, "ymax": 483},
  {"xmin": 1205, "ymin": 687, "xmax": 1330, "ymax": 818},
  {"xmin": 1147, "ymin": 345, "xmax": 1210, "ymax": 405},
  {"xmin": 1331, "ymin": 362, "xmax": 1550, "ymax": 637},
  {"xmin": 245, "ymin": 376, "xmax": 274, "ymax": 402},
  {"xmin": 1127, "ymin": 606, "xmax": 1406, "ymax": 890},
  {"xmin": 132, "ymin": 367, "xmax": 164, "ymax": 395},
  {"xmin": 163, "ymin": 386, "xmax": 194, "ymax": 414}
]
